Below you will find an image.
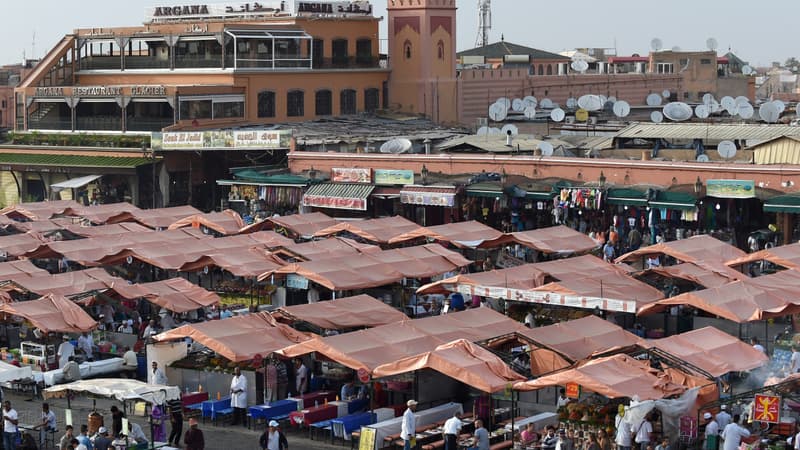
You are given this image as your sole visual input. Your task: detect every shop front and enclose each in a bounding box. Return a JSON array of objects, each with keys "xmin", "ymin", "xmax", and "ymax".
[
  {"xmin": 399, "ymin": 185, "xmax": 458, "ymax": 226},
  {"xmin": 703, "ymin": 179, "xmax": 767, "ymax": 247},
  {"xmin": 301, "ymin": 182, "xmax": 375, "ymax": 217},
  {"xmin": 217, "ymin": 172, "xmax": 311, "ymax": 218}
]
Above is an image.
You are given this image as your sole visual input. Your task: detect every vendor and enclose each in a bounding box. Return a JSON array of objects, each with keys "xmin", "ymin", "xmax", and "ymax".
[
  {"xmin": 340, "ymin": 379, "xmax": 357, "ymax": 401},
  {"xmin": 77, "ymin": 332, "xmax": 94, "ymax": 361},
  {"xmin": 57, "ymin": 335, "xmax": 74, "ymax": 369},
  {"xmin": 122, "ymin": 347, "xmax": 138, "ymax": 377}
]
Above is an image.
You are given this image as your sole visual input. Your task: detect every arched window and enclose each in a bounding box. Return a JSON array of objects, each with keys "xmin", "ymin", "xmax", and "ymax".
[
  {"xmin": 364, "ymin": 88, "xmax": 380, "ymax": 112},
  {"xmin": 332, "ymin": 39, "xmax": 348, "ymax": 66},
  {"xmin": 340, "ymin": 89, "xmax": 356, "ymax": 115},
  {"xmin": 257, "ymin": 91, "xmax": 276, "ymax": 118},
  {"xmin": 315, "ymin": 90, "xmax": 332, "ymax": 116},
  {"xmin": 546, "ymin": 64, "xmax": 553, "ymax": 75},
  {"xmin": 287, "ymin": 90, "xmax": 304, "ymax": 117},
  {"xmin": 437, "ymin": 40, "xmax": 445, "ymax": 60},
  {"xmin": 537, "ymin": 65, "xmax": 543, "ymax": 76},
  {"xmin": 404, "ymin": 40, "xmax": 412, "ymax": 59}
]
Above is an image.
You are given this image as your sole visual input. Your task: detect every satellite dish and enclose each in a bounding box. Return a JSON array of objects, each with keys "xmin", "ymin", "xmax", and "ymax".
[
  {"xmin": 488, "ymin": 127, "xmax": 502, "ymax": 135},
  {"xmin": 538, "ymin": 141, "xmax": 554, "ymax": 157},
  {"xmin": 489, "ymin": 102, "xmax": 508, "ymax": 121},
  {"xmin": 550, "ymin": 108, "xmax": 565, "ymax": 122},
  {"xmin": 695, "ymin": 104, "xmax": 710, "ymax": 119},
  {"xmin": 774, "ymin": 100, "xmax": 786, "ymax": 114},
  {"xmin": 608, "ymin": 96, "xmax": 617, "ymax": 104},
  {"xmin": 662, "ymin": 102, "xmax": 693, "ymax": 121},
  {"xmin": 577, "ymin": 94, "xmax": 604, "ymax": 111},
  {"xmin": 650, "ymin": 38, "xmax": 663, "ymax": 51},
  {"xmin": 737, "ymin": 102, "xmax": 754, "ymax": 119},
  {"xmin": 523, "ymin": 96, "xmax": 538, "ymax": 107},
  {"xmin": 477, "ymin": 126, "xmax": 489, "ymax": 136},
  {"xmin": 566, "ymin": 98, "xmax": 578, "ymax": 109},
  {"xmin": 702, "ymin": 93, "xmax": 715, "ymax": 106},
  {"xmin": 570, "ymin": 60, "xmax": 589, "ymax": 72},
  {"xmin": 717, "ymin": 140, "xmax": 737, "ymax": 159},
  {"xmin": 742, "ymin": 65, "xmax": 753, "ymax": 75},
  {"xmin": 540, "ymin": 98, "xmax": 554, "ymax": 109},
  {"xmin": 380, "ymin": 138, "xmax": 413, "ymax": 154},
  {"xmin": 511, "ymin": 98, "xmax": 525, "ymax": 112},
  {"xmin": 671, "ymin": 46, "xmax": 681, "ymax": 52},
  {"xmin": 696, "ymin": 154, "xmax": 710, "ymax": 162},
  {"xmin": 651, "ymin": 111, "xmax": 664, "ymax": 123},
  {"xmin": 501, "ymin": 124, "xmax": 519, "ymax": 136},
  {"xmin": 575, "ymin": 109, "xmax": 590, "ymax": 122},
  {"xmin": 759, "ymin": 102, "xmax": 780, "ymax": 123},
  {"xmin": 613, "ymin": 100, "xmax": 631, "ymax": 118},
  {"xmin": 706, "ymin": 37, "xmax": 718, "ymax": 51},
  {"xmin": 662, "ymin": 90, "xmax": 671, "ymax": 98},
  {"xmin": 523, "ymin": 106, "xmax": 537, "ymax": 119},
  {"xmin": 734, "ymin": 96, "xmax": 750, "ymax": 107},
  {"xmin": 646, "ymin": 93, "xmax": 663, "ymax": 107},
  {"xmin": 710, "ymin": 99, "xmax": 721, "ymax": 113},
  {"xmin": 496, "ymin": 97, "xmax": 511, "ymax": 110},
  {"xmin": 796, "ymin": 103, "xmax": 800, "ymax": 116}
]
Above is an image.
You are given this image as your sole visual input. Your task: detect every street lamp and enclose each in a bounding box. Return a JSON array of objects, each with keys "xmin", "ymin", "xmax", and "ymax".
[{"xmin": 142, "ymin": 141, "xmax": 156, "ymax": 209}]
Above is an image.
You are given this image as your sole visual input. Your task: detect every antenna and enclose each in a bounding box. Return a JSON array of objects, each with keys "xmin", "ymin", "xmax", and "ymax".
[
  {"xmin": 570, "ymin": 60, "xmax": 589, "ymax": 73},
  {"xmin": 477, "ymin": 126, "xmax": 489, "ymax": 136},
  {"xmin": 662, "ymin": 102, "xmax": 693, "ymax": 121},
  {"xmin": 742, "ymin": 65, "xmax": 754, "ymax": 75},
  {"xmin": 31, "ymin": 31, "xmax": 36, "ymax": 61},
  {"xmin": 501, "ymin": 124, "xmax": 519, "ymax": 136},
  {"xmin": 488, "ymin": 102, "xmax": 507, "ymax": 122},
  {"xmin": 566, "ymin": 98, "xmax": 578, "ymax": 109},
  {"xmin": 523, "ymin": 106, "xmax": 537, "ymax": 119},
  {"xmin": 523, "ymin": 96, "xmax": 538, "ymax": 107},
  {"xmin": 671, "ymin": 46, "xmax": 681, "ymax": 52},
  {"xmin": 540, "ymin": 98, "xmax": 554, "ymax": 109},
  {"xmin": 475, "ymin": 0, "xmax": 492, "ymax": 48},
  {"xmin": 650, "ymin": 38, "xmax": 663, "ymax": 52},
  {"xmin": 706, "ymin": 37, "xmax": 718, "ymax": 51},
  {"xmin": 651, "ymin": 111, "xmax": 664, "ymax": 123},
  {"xmin": 696, "ymin": 154, "xmax": 710, "ymax": 162},
  {"xmin": 511, "ymin": 98, "xmax": 525, "ymax": 112},
  {"xmin": 717, "ymin": 141, "xmax": 737, "ymax": 159},
  {"xmin": 759, "ymin": 102, "xmax": 780, "ymax": 123},
  {"xmin": 379, "ymin": 138, "xmax": 413, "ymax": 154},
  {"xmin": 738, "ymin": 102, "xmax": 754, "ymax": 119},
  {"xmin": 694, "ymin": 104, "xmax": 710, "ymax": 119}
]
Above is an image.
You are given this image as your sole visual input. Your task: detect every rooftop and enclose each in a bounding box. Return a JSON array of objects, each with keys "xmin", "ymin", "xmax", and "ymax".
[
  {"xmin": 615, "ymin": 123, "xmax": 800, "ymax": 142},
  {"xmin": 458, "ymin": 40, "xmax": 568, "ymax": 60}
]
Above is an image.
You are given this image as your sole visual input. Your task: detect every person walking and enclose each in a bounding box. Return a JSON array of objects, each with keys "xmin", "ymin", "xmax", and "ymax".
[
  {"xmin": 230, "ymin": 367, "xmax": 248, "ymax": 426},
  {"xmin": 150, "ymin": 362, "xmax": 168, "ymax": 385},
  {"xmin": 93, "ymin": 427, "xmax": 112, "ymax": 450},
  {"xmin": 721, "ymin": 415, "xmax": 750, "ymax": 450},
  {"xmin": 183, "ymin": 418, "xmax": 204, "ymax": 450},
  {"xmin": 166, "ymin": 396, "xmax": 183, "ymax": 447},
  {"xmin": 259, "ymin": 420, "xmax": 288, "ymax": 450},
  {"xmin": 703, "ymin": 412, "xmax": 720, "ymax": 450},
  {"xmin": 59, "ymin": 425, "xmax": 74, "ymax": 450},
  {"xmin": 3, "ymin": 401, "xmax": 18, "ymax": 450},
  {"xmin": 401, "ymin": 400, "xmax": 418, "ymax": 450},
  {"xmin": 632, "ymin": 415, "xmax": 652, "ymax": 450}
]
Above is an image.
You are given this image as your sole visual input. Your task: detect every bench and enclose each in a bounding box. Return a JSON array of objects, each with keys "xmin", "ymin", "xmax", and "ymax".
[{"xmin": 309, "ymin": 419, "xmax": 333, "ymax": 441}]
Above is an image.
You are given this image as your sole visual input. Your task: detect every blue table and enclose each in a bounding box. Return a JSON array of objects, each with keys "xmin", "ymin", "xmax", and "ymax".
[
  {"xmin": 347, "ymin": 398, "xmax": 369, "ymax": 414},
  {"xmin": 248, "ymin": 399, "xmax": 298, "ymax": 421},
  {"xmin": 331, "ymin": 411, "xmax": 376, "ymax": 443},
  {"xmin": 201, "ymin": 397, "xmax": 232, "ymax": 422}
]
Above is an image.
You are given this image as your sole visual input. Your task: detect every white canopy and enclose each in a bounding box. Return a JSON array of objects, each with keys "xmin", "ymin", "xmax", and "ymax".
[
  {"xmin": 51, "ymin": 175, "xmax": 102, "ymax": 192},
  {"xmin": 43, "ymin": 378, "xmax": 180, "ymax": 404},
  {"xmin": 0, "ymin": 361, "xmax": 32, "ymax": 383}
]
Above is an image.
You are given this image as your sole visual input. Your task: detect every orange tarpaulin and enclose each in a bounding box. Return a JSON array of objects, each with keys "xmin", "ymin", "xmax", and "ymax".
[
  {"xmin": 0, "ymin": 294, "xmax": 97, "ymax": 332},
  {"xmin": 643, "ymin": 261, "xmax": 745, "ymax": 289},
  {"xmin": 513, "ymin": 354, "xmax": 686, "ymax": 400},
  {"xmin": 508, "ymin": 226, "xmax": 599, "ymax": 255},
  {"xmin": 0, "ymin": 200, "xmax": 81, "ymax": 221},
  {"xmin": 637, "ymin": 269, "xmax": 800, "ymax": 322},
  {"xmin": 276, "ymin": 237, "xmax": 380, "ymax": 261},
  {"xmin": 372, "ymin": 339, "xmax": 525, "ymax": 393},
  {"xmin": 179, "ymin": 248, "xmax": 285, "ymax": 278},
  {"xmin": 105, "ymin": 205, "xmax": 202, "ymax": 229},
  {"xmin": 7, "ymin": 268, "xmax": 124, "ymax": 297},
  {"xmin": 726, "ymin": 242, "xmax": 800, "ymax": 270},
  {"xmin": 62, "ymin": 202, "xmax": 141, "ymax": 225},
  {"xmin": 387, "ymin": 220, "xmax": 507, "ymax": 248},
  {"xmin": 154, "ymin": 313, "xmax": 310, "ymax": 362},
  {"xmin": 0, "ymin": 260, "xmax": 49, "ymax": 282},
  {"xmin": 520, "ymin": 315, "xmax": 641, "ymax": 363},
  {"xmin": 64, "ymin": 222, "xmax": 153, "ymax": 238},
  {"xmin": 0, "ymin": 233, "xmax": 45, "ymax": 258},
  {"xmin": 167, "ymin": 209, "xmax": 245, "ymax": 235},
  {"xmin": 268, "ymin": 212, "xmax": 338, "ymax": 239},
  {"xmin": 105, "ymin": 278, "xmax": 221, "ymax": 313},
  {"xmin": 646, "ymin": 327, "xmax": 769, "ymax": 377},
  {"xmin": 312, "ymin": 216, "xmax": 425, "ymax": 245},
  {"xmin": 272, "ymin": 294, "xmax": 408, "ymax": 330},
  {"xmin": 616, "ymin": 235, "xmax": 746, "ymax": 265}
]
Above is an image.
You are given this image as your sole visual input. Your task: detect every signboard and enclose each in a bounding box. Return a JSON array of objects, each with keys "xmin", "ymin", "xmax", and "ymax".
[
  {"xmin": 565, "ymin": 382, "xmax": 581, "ymax": 399},
  {"xmin": 753, "ymin": 394, "xmax": 780, "ymax": 423},
  {"xmin": 357, "ymin": 367, "xmax": 370, "ymax": 383},
  {"xmin": 296, "ymin": 1, "xmax": 373, "ymax": 15},
  {"xmin": 374, "ymin": 169, "xmax": 414, "ymax": 186},
  {"xmin": 332, "ymin": 168, "xmax": 371, "ymax": 183},
  {"xmin": 156, "ymin": 129, "xmax": 292, "ymax": 150},
  {"xmin": 33, "ymin": 85, "xmax": 167, "ymax": 98},
  {"xmin": 286, "ymin": 274, "xmax": 309, "ymax": 290},
  {"xmin": 358, "ymin": 427, "xmax": 377, "ymax": 450},
  {"xmin": 400, "ymin": 189, "xmax": 456, "ymax": 207},
  {"xmin": 705, "ymin": 179, "xmax": 755, "ymax": 199},
  {"xmin": 302, "ymin": 194, "xmax": 367, "ymax": 211},
  {"xmin": 146, "ymin": 2, "xmax": 289, "ymax": 22}
]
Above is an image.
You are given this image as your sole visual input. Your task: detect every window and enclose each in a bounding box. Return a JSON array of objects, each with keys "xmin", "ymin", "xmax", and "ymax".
[
  {"xmin": 179, "ymin": 100, "xmax": 212, "ymax": 120},
  {"xmin": 179, "ymin": 95, "xmax": 244, "ymax": 120},
  {"xmin": 332, "ymin": 39, "xmax": 348, "ymax": 66},
  {"xmin": 340, "ymin": 89, "xmax": 356, "ymax": 115},
  {"xmin": 356, "ymin": 39, "xmax": 372, "ymax": 64},
  {"xmin": 213, "ymin": 101, "xmax": 243, "ymax": 119},
  {"xmin": 656, "ymin": 63, "xmax": 674, "ymax": 73},
  {"xmin": 364, "ymin": 88, "xmax": 379, "ymax": 113},
  {"xmin": 315, "ymin": 90, "xmax": 332, "ymax": 116},
  {"xmin": 257, "ymin": 91, "xmax": 276, "ymax": 118},
  {"xmin": 546, "ymin": 65, "xmax": 553, "ymax": 75},
  {"xmin": 701, "ymin": 58, "xmax": 712, "ymax": 65},
  {"xmin": 437, "ymin": 40, "xmax": 444, "ymax": 60},
  {"xmin": 287, "ymin": 90, "xmax": 304, "ymax": 117},
  {"xmin": 537, "ymin": 65, "xmax": 543, "ymax": 76},
  {"xmin": 684, "ymin": 92, "xmax": 690, "ymax": 99},
  {"xmin": 679, "ymin": 59, "xmax": 689, "ymax": 67},
  {"xmin": 307, "ymin": 39, "xmax": 323, "ymax": 66},
  {"xmin": 404, "ymin": 41, "xmax": 412, "ymax": 60}
]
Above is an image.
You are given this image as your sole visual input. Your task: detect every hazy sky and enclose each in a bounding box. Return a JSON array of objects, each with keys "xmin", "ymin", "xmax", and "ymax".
[{"xmin": 2, "ymin": 0, "xmax": 794, "ymax": 68}]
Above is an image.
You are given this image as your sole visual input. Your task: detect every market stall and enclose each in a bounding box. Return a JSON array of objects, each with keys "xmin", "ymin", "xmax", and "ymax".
[
  {"xmin": 267, "ymin": 212, "xmax": 338, "ymax": 240},
  {"xmin": 62, "ymin": 202, "xmax": 141, "ymax": 225},
  {"xmin": 0, "ymin": 260, "xmax": 49, "ymax": 282},
  {"xmin": 388, "ymin": 220, "xmax": 507, "ymax": 248},
  {"xmin": 3, "ymin": 268, "xmax": 124, "ymax": 298},
  {"xmin": 312, "ymin": 215, "xmax": 425, "ymax": 246},
  {"xmin": 274, "ymin": 237, "xmax": 380, "ymax": 262},
  {"xmin": 638, "ymin": 261, "xmax": 746, "ymax": 290},
  {"xmin": 0, "ymin": 199, "xmax": 81, "ymax": 221},
  {"xmin": 616, "ymin": 234, "xmax": 746, "ymax": 266},
  {"xmin": 63, "ymin": 222, "xmax": 153, "ymax": 238},
  {"xmin": 105, "ymin": 205, "xmax": 202, "ymax": 229},
  {"xmin": 726, "ymin": 241, "xmax": 800, "ymax": 271},
  {"xmin": 271, "ymin": 294, "xmax": 408, "ymax": 331},
  {"xmin": 0, "ymin": 233, "xmax": 46, "ymax": 258},
  {"xmin": 104, "ymin": 278, "xmax": 222, "ymax": 314},
  {"xmin": 507, "ymin": 225, "xmax": 600, "ymax": 257},
  {"xmin": 167, "ymin": 210, "xmax": 245, "ymax": 236}
]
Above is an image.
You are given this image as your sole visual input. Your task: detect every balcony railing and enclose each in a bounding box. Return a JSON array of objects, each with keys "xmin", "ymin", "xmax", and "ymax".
[
  {"xmin": 127, "ymin": 117, "xmax": 175, "ymax": 132},
  {"xmin": 78, "ymin": 54, "xmax": 383, "ymax": 71}
]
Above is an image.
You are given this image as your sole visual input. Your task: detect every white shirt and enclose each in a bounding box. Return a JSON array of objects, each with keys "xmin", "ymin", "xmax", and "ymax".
[
  {"xmin": 615, "ymin": 415, "xmax": 632, "ymax": 447},
  {"xmin": 794, "ymin": 431, "xmax": 800, "ymax": 450},
  {"xmin": 129, "ymin": 422, "xmax": 148, "ymax": 443},
  {"xmin": 791, "ymin": 351, "xmax": 800, "ymax": 373},
  {"xmin": 3, "ymin": 408, "xmax": 17, "ymax": 433},
  {"xmin": 401, "ymin": 408, "xmax": 416, "ymax": 441},
  {"xmin": 266, "ymin": 430, "xmax": 281, "ymax": 450},
  {"xmin": 443, "ymin": 416, "xmax": 462, "ymax": 435},
  {"xmin": 77, "ymin": 335, "xmax": 93, "ymax": 358},
  {"xmin": 296, "ymin": 364, "xmax": 308, "ymax": 393},
  {"xmin": 557, "ymin": 396, "xmax": 571, "ymax": 408},
  {"xmin": 150, "ymin": 367, "xmax": 168, "ymax": 385},
  {"xmin": 123, "ymin": 351, "xmax": 138, "ymax": 368},
  {"xmin": 57, "ymin": 342, "xmax": 74, "ymax": 368},
  {"xmin": 42, "ymin": 410, "xmax": 56, "ymax": 429},
  {"xmin": 721, "ymin": 423, "xmax": 750, "ymax": 450},
  {"xmin": 230, "ymin": 374, "xmax": 248, "ymax": 408},
  {"xmin": 705, "ymin": 420, "xmax": 720, "ymax": 437},
  {"xmin": 633, "ymin": 420, "xmax": 652, "ymax": 444},
  {"xmin": 716, "ymin": 411, "xmax": 732, "ymax": 430}
]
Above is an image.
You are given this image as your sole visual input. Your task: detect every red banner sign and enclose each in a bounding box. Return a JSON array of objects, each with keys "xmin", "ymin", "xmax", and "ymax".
[
  {"xmin": 357, "ymin": 368, "xmax": 370, "ymax": 383},
  {"xmin": 753, "ymin": 394, "xmax": 780, "ymax": 423},
  {"xmin": 302, "ymin": 195, "xmax": 367, "ymax": 211},
  {"xmin": 332, "ymin": 168, "xmax": 371, "ymax": 183},
  {"xmin": 565, "ymin": 382, "xmax": 580, "ymax": 399}
]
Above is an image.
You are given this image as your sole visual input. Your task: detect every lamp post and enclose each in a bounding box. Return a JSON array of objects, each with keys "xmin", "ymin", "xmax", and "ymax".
[{"xmin": 142, "ymin": 142, "xmax": 156, "ymax": 209}]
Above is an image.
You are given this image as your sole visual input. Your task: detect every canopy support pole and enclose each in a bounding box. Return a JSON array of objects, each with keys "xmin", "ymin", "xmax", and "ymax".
[
  {"xmin": 765, "ymin": 320, "xmax": 769, "ymax": 354},
  {"xmin": 510, "ymin": 391, "xmax": 515, "ymax": 440}
]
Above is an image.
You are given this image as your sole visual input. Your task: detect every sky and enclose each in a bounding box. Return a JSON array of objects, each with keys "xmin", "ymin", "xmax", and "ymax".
[{"xmin": 2, "ymin": 0, "xmax": 795, "ymax": 68}]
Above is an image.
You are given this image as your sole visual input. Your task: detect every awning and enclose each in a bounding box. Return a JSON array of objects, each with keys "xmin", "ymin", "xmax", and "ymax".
[
  {"xmin": 726, "ymin": 242, "xmax": 800, "ymax": 270},
  {"xmin": 400, "ymin": 185, "xmax": 457, "ymax": 207},
  {"xmin": 616, "ymin": 234, "xmax": 746, "ymax": 265},
  {"xmin": 104, "ymin": 278, "xmax": 221, "ymax": 314},
  {"xmin": 312, "ymin": 216, "xmax": 424, "ymax": 245},
  {"xmin": 606, "ymin": 188, "xmax": 648, "ymax": 206},
  {"xmin": 520, "ymin": 315, "xmax": 642, "ymax": 363},
  {"xmin": 388, "ymin": 220, "xmax": 506, "ymax": 248},
  {"xmin": 301, "ymin": 183, "xmax": 375, "ymax": 211},
  {"xmin": 466, "ymin": 182, "xmax": 503, "ymax": 198},
  {"xmin": 764, "ymin": 194, "xmax": 800, "ymax": 213},
  {"xmin": 0, "ymin": 153, "xmax": 155, "ymax": 170},
  {"xmin": 268, "ymin": 212, "xmax": 338, "ymax": 239},
  {"xmin": 650, "ymin": 191, "xmax": 697, "ymax": 211},
  {"xmin": 509, "ymin": 225, "xmax": 599, "ymax": 255},
  {"xmin": 272, "ymin": 294, "xmax": 408, "ymax": 330},
  {"xmin": 50, "ymin": 175, "xmax": 102, "ymax": 192},
  {"xmin": 0, "ymin": 294, "xmax": 97, "ymax": 332},
  {"xmin": 167, "ymin": 210, "xmax": 245, "ymax": 235},
  {"xmin": 44, "ymin": 379, "xmax": 180, "ymax": 404}
]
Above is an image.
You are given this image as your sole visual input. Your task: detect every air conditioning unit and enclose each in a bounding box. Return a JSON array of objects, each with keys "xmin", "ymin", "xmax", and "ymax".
[
  {"xmin": 565, "ymin": 116, "xmax": 575, "ymax": 124},
  {"xmin": 476, "ymin": 117, "xmax": 488, "ymax": 128}
]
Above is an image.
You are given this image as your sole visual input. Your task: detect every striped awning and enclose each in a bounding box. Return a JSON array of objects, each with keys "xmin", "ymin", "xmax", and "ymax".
[{"xmin": 301, "ymin": 183, "xmax": 375, "ymax": 211}]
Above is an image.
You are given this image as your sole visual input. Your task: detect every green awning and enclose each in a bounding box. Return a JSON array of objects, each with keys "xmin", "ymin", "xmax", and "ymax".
[
  {"xmin": 764, "ymin": 194, "xmax": 800, "ymax": 213},
  {"xmin": 0, "ymin": 152, "xmax": 154, "ymax": 168},
  {"xmin": 229, "ymin": 169, "xmax": 310, "ymax": 186},
  {"xmin": 606, "ymin": 188, "xmax": 648, "ymax": 206},
  {"xmin": 650, "ymin": 191, "xmax": 697, "ymax": 211},
  {"xmin": 466, "ymin": 182, "xmax": 503, "ymax": 198}
]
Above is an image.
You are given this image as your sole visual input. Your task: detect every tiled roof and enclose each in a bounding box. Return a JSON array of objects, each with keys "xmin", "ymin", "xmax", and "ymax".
[
  {"xmin": 458, "ymin": 41, "xmax": 568, "ymax": 60},
  {"xmin": 0, "ymin": 152, "xmax": 153, "ymax": 168}
]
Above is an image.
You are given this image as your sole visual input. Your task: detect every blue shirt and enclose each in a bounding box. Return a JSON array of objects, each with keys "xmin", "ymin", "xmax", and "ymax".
[
  {"xmin": 449, "ymin": 293, "xmax": 465, "ymax": 311},
  {"xmin": 78, "ymin": 434, "xmax": 93, "ymax": 450},
  {"xmin": 340, "ymin": 383, "xmax": 356, "ymax": 400},
  {"xmin": 474, "ymin": 427, "xmax": 490, "ymax": 450}
]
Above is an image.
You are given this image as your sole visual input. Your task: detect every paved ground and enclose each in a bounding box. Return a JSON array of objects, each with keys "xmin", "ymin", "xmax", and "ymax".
[{"xmin": 5, "ymin": 390, "xmax": 344, "ymax": 450}]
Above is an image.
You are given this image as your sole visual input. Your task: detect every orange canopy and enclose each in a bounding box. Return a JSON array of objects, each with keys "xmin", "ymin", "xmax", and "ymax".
[
  {"xmin": 179, "ymin": 248, "xmax": 285, "ymax": 278},
  {"xmin": 645, "ymin": 327, "xmax": 768, "ymax": 377},
  {"xmin": 513, "ymin": 354, "xmax": 686, "ymax": 400},
  {"xmin": 726, "ymin": 242, "xmax": 800, "ymax": 270},
  {"xmin": 509, "ymin": 226, "xmax": 599, "ymax": 255},
  {"xmin": 262, "ymin": 244, "xmax": 471, "ymax": 291},
  {"xmin": 639, "ymin": 269, "xmax": 800, "ymax": 322},
  {"xmin": 0, "ymin": 260, "xmax": 49, "ymax": 282},
  {"xmin": 280, "ymin": 308, "xmax": 526, "ymax": 373},
  {"xmin": 643, "ymin": 261, "xmax": 745, "ymax": 289},
  {"xmin": 520, "ymin": 315, "xmax": 641, "ymax": 363},
  {"xmin": 0, "ymin": 294, "xmax": 97, "ymax": 332},
  {"xmin": 268, "ymin": 212, "xmax": 338, "ymax": 239},
  {"xmin": 417, "ymin": 264, "xmax": 547, "ymax": 296},
  {"xmin": 0, "ymin": 233, "xmax": 45, "ymax": 258},
  {"xmin": 154, "ymin": 313, "xmax": 310, "ymax": 362},
  {"xmin": 63, "ymin": 202, "xmax": 141, "ymax": 225},
  {"xmin": 272, "ymin": 294, "xmax": 407, "ymax": 330},
  {"xmin": 105, "ymin": 278, "xmax": 221, "ymax": 313},
  {"xmin": 105, "ymin": 205, "xmax": 202, "ymax": 229},
  {"xmin": 276, "ymin": 237, "xmax": 380, "ymax": 261},
  {"xmin": 167, "ymin": 209, "xmax": 245, "ymax": 235},
  {"xmin": 616, "ymin": 234, "xmax": 746, "ymax": 265},
  {"xmin": 312, "ymin": 216, "xmax": 425, "ymax": 244},
  {"xmin": 8, "ymin": 268, "xmax": 124, "ymax": 297},
  {"xmin": 0, "ymin": 200, "xmax": 81, "ymax": 221},
  {"xmin": 373, "ymin": 339, "xmax": 525, "ymax": 393},
  {"xmin": 387, "ymin": 220, "xmax": 507, "ymax": 248},
  {"xmin": 64, "ymin": 222, "xmax": 153, "ymax": 238}
]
